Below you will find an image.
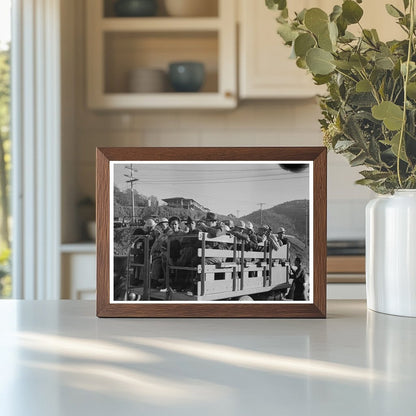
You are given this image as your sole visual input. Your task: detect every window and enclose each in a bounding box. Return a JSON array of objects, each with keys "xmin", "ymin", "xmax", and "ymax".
[{"xmin": 0, "ymin": 0, "xmax": 11, "ymax": 298}]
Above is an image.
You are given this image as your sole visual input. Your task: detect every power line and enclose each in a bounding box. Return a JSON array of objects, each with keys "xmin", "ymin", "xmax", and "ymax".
[
  {"xmin": 135, "ymin": 175, "xmax": 309, "ymax": 185},
  {"xmin": 124, "ymin": 164, "xmax": 138, "ymax": 217}
]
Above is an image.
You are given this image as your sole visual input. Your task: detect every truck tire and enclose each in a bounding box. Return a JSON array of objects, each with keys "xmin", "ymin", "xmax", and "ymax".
[{"xmin": 238, "ymin": 295, "xmax": 253, "ymax": 301}]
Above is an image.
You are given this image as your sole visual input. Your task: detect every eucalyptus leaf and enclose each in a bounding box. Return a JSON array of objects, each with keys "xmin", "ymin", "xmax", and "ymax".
[
  {"xmin": 330, "ymin": 5, "xmax": 342, "ymax": 22},
  {"xmin": 328, "ymin": 21, "xmax": 338, "ymax": 44},
  {"xmin": 407, "ymin": 82, "xmax": 416, "ymax": 99},
  {"xmin": 296, "ymin": 8, "xmax": 307, "ymax": 23},
  {"xmin": 333, "ymin": 60, "xmax": 353, "ymax": 70},
  {"xmin": 375, "ymin": 55, "xmax": 395, "ymax": 70},
  {"xmin": 296, "ymin": 57, "xmax": 308, "ymax": 69},
  {"xmin": 355, "ymin": 178, "xmax": 377, "ymax": 186},
  {"xmin": 318, "ymin": 27, "xmax": 334, "ymax": 52},
  {"xmin": 334, "ymin": 139, "xmax": 355, "ymax": 151},
  {"xmin": 277, "ymin": 23, "xmax": 298, "ymax": 43},
  {"xmin": 294, "ymin": 33, "xmax": 316, "ymax": 58},
  {"xmin": 371, "ymin": 29, "xmax": 380, "ymax": 43},
  {"xmin": 350, "ymin": 54, "xmax": 368, "ymax": 70},
  {"xmin": 350, "ymin": 152, "xmax": 368, "ymax": 167},
  {"xmin": 343, "ymin": 115, "xmax": 366, "ymax": 147},
  {"xmin": 342, "ymin": 0, "xmax": 363, "ymax": 24},
  {"xmin": 363, "ymin": 29, "xmax": 376, "ymax": 46},
  {"xmin": 313, "ymin": 74, "xmax": 332, "ymax": 85},
  {"xmin": 336, "ymin": 15, "xmax": 348, "ymax": 36},
  {"xmin": 369, "ymin": 136, "xmax": 382, "ymax": 163},
  {"xmin": 304, "ymin": 8, "xmax": 328, "ymax": 35},
  {"xmin": 356, "ymin": 79, "xmax": 372, "ymax": 93},
  {"xmin": 360, "ymin": 170, "xmax": 391, "ymax": 180},
  {"xmin": 382, "ymin": 132, "xmax": 409, "ymax": 162},
  {"xmin": 385, "ymin": 4, "xmax": 404, "ymax": 18},
  {"xmin": 372, "ymin": 101, "xmax": 404, "ymax": 131},
  {"xmin": 339, "ymin": 31, "xmax": 356, "ymax": 43},
  {"xmin": 266, "ymin": 0, "xmax": 287, "ymax": 11},
  {"xmin": 306, "ymin": 48, "xmax": 336, "ymax": 75},
  {"xmin": 276, "ymin": 14, "xmax": 288, "ymax": 24}
]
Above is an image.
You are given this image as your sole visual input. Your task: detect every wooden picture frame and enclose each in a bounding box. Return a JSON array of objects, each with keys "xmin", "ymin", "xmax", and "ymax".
[{"xmin": 96, "ymin": 147, "xmax": 327, "ymax": 318}]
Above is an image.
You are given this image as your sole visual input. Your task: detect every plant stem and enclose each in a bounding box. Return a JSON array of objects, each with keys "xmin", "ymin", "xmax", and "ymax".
[
  {"xmin": 334, "ymin": 68, "xmax": 358, "ymax": 84},
  {"xmin": 397, "ymin": 0, "xmax": 415, "ymax": 188}
]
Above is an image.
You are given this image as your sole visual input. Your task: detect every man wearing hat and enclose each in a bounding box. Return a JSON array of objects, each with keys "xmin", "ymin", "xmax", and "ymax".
[
  {"xmin": 156, "ymin": 217, "xmax": 169, "ymax": 234},
  {"xmin": 150, "ymin": 216, "xmax": 183, "ymax": 288},
  {"xmin": 277, "ymin": 227, "xmax": 288, "ymax": 246},
  {"xmin": 197, "ymin": 212, "xmax": 227, "ymax": 238},
  {"xmin": 197, "ymin": 212, "xmax": 227, "ymax": 265},
  {"xmin": 258, "ymin": 224, "xmax": 280, "ymax": 251},
  {"xmin": 175, "ymin": 216, "xmax": 200, "ymax": 291},
  {"xmin": 245, "ymin": 221, "xmax": 262, "ymax": 251},
  {"xmin": 288, "ymin": 257, "xmax": 306, "ymax": 300},
  {"xmin": 131, "ymin": 218, "xmax": 161, "ymax": 286},
  {"xmin": 229, "ymin": 220, "xmax": 250, "ymax": 243}
]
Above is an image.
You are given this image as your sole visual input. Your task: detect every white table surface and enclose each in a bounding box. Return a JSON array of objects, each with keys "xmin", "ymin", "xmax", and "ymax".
[{"xmin": 0, "ymin": 300, "xmax": 415, "ymax": 416}]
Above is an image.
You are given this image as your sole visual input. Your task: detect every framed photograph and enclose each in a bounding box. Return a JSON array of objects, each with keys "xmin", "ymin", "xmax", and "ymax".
[{"xmin": 96, "ymin": 147, "xmax": 327, "ymax": 318}]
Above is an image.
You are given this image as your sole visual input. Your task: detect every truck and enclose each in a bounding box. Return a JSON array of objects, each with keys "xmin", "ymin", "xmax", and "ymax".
[{"xmin": 122, "ymin": 232, "xmax": 292, "ymax": 301}]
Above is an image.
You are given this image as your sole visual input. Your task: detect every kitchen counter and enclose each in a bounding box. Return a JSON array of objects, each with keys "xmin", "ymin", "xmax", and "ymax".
[{"xmin": 0, "ymin": 300, "xmax": 415, "ymax": 415}]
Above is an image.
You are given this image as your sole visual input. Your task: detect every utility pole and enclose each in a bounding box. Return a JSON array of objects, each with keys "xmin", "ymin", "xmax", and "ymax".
[
  {"xmin": 124, "ymin": 164, "xmax": 138, "ymax": 220},
  {"xmin": 236, "ymin": 210, "xmax": 240, "ymax": 218},
  {"xmin": 257, "ymin": 203, "xmax": 266, "ymax": 225}
]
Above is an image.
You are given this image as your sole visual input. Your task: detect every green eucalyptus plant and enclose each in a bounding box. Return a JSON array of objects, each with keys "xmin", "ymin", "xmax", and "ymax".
[{"xmin": 266, "ymin": 0, "xmax": 416, "ymax": 193}]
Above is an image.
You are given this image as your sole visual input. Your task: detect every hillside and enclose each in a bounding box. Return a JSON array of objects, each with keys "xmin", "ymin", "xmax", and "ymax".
[
  {"xmin": 241, "ymin": 200, "xmax": 310, "ymax": 269},
  {"xmin": 241, "ymin": 200, "xmax": 309, "ymax": 242}
]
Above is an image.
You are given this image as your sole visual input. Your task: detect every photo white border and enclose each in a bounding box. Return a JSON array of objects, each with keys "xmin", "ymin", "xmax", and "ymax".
[{"xmin": 109, "ymin": 160, "xmax": 313, "ymax": 304}]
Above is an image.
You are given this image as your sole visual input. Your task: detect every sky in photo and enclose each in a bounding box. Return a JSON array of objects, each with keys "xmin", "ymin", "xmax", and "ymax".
[{"xmin": 114, "ymin": 162, "xmax": 310, "ymax": 217}]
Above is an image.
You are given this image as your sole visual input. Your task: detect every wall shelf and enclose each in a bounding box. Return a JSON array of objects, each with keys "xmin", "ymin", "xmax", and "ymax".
[
  {"xmin": 101, "ymin": 17, "xmax": 221, "ymax": 32},
  {"xmin": 86, "ymin": 0, "xmax": 236, "ymax": 109}
]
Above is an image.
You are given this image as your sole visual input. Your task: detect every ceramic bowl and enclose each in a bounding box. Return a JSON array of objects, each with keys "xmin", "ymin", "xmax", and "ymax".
[
  {"xmin": 168, "ymin": 62, "xmax": 205, "ymax": 92},
  {"xmin": 114, "ymin": 0, "xmax": 158, "ymax": 17},
  {"xmin": 128, "ymin": 68, "xmax": 167, "ymax": 93}
]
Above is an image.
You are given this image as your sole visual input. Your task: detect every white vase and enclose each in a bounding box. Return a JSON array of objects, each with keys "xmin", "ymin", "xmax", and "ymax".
[{"xmin": 366, "ymin": 190, "xmax": 416, "ymax": 317}]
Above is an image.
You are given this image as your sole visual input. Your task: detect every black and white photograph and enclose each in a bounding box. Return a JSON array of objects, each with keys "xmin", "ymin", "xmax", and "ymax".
[{"xmin": 110, "ymin": 161, "xmax": 312, "ymax": 303}]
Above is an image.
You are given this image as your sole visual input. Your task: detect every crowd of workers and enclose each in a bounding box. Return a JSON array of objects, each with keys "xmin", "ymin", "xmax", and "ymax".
[{"xmin": 126, "ymin": 212, "xmax": 306, "ymax": 300}]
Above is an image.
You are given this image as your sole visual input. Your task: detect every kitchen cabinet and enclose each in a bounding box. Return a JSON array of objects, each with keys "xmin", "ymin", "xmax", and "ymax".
[
  {"xmin": 239, "ymin": 0, "xmax": 325, "ymax": 99},
  {"xmin": 86, "ymin": 0, "xmax": 237, "ymax": 109},
  {"xmin": 238, "ymin": 0, "xmax": 404, "ymax": 99},
  {"xmin": 61, "ymin": 245, "xmax": 96, "ymax": 300}
]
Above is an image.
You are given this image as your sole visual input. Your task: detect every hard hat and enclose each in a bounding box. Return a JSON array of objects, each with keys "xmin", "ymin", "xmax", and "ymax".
[
  {"xmin": 145, "ymin": 218, "xmax": 156, "ymax": 228},
  {"xmin": 278, "ymin": 227, "xmax": 286, "ymax": 233},
  {"xmin": 224, "ymin": 219, "xmax": 234, "ymax": 228},
  {"xmin": 158, "ymin": 217, "xmax": 168, "ymax": 224},
  {"xmin": 246, "ymin": 221, "xmax": 254, "ymax": 231},
  {"xmin": 234, "ymin": 220, "xmax": 246, "ymax": 229}
]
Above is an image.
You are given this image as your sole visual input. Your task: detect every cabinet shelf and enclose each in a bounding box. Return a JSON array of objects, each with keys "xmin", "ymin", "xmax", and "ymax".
[
  {"xmin": 86, "ymin": 0, "xmax": 236, "ymax": 109},
  {"xmin": 101, "ymin": 17, "xmax": 221, "ymax": 32},
  {"xmin": 90, "ymin": 92, "xmax": 235, "ymax": 110}
]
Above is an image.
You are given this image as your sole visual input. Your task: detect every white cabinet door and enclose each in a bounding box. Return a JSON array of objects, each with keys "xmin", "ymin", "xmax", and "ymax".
[
  {"xmin": 239, "ymin": 0, "xmax": 326, "ymax": 99},
  {"xmin": 238, "ymin": 0, "xmax": 403, "ymax": 99},
  {"xmin": 62, "ymin": 253, "xmax": 96, "ymax": 300}
]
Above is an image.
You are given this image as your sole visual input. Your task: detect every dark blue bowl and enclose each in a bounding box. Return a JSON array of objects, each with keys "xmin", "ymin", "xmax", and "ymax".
[
  {"xmin": 168, "ymin": 62, "xmax": 205, "ymax": 93},
  {"xmin": 114, "ymin": 0, "xmax": 157, "ymax": 17}
]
